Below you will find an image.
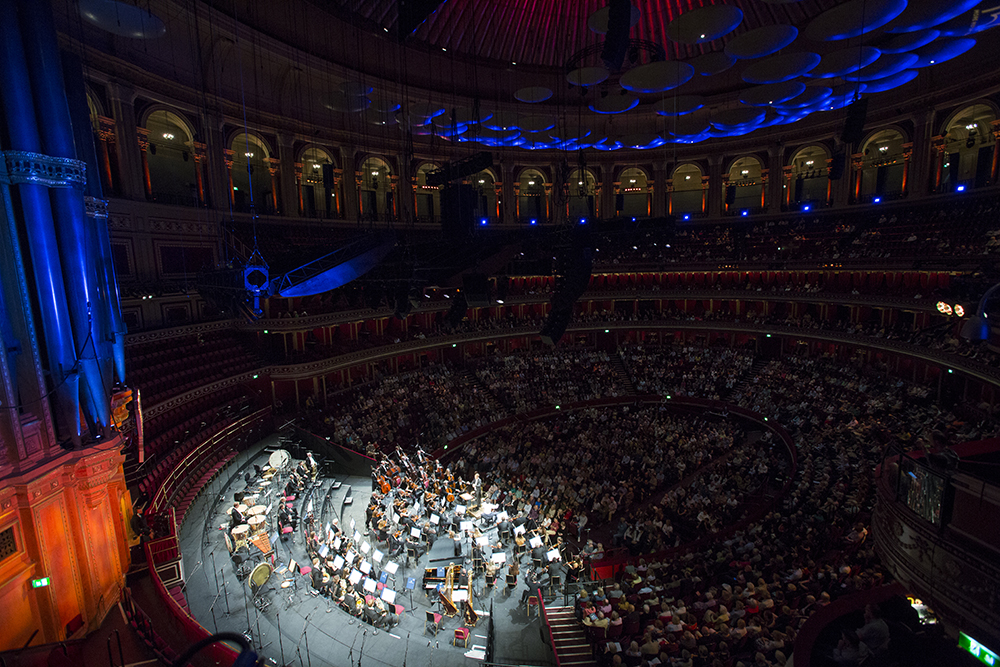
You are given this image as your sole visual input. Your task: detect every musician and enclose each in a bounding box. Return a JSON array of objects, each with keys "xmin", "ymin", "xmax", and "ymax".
[
  {"xmin": 472, "ymin": 472, "xmax": 483, "ymax": 508},
  {"xmin": 230, "ymin": 502, "xmax": 246, "ymax": 529},
  {"xmin": 520, "ymin": 568, "xmax": 540, "ymax": 605},
  {"xmin": 365, "ymin": 500, "xmax": 376, "ymax": 533},
  {"xmin": 284, "ymin": 479, "xmax": 297, "ymax": 499},
  {"xmin": 306, "ymin": 451, "xmax": 318, "ymax": 480}
]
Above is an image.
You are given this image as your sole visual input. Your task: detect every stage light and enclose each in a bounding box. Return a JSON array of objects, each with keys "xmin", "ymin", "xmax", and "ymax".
[
  {"xmin": 530, "ymin": 219, "xmax": 537, "ymax": 225},
  {"xmin": 949, "ymin": 369, "xmax": 953, "ymax": 374},
  {"xmin": 683, "ymin": 214, "xmax": 690, "ymax": 220},
  {"xmin": 741, "ymin": 210, "xmax": 749, "ymax": 216},
  {"xmin": 496, "ymin": 299, "xmax": 504, "ymax": 304},
  {"xmin": 605, "ymin": 329, "xmax": 610, "ymax": 333},
  {"xmin": 803, "ymin": 205, "xmax": 811, "ymax": 211},
  {"xmin": 954, "ymin": 304, "xmax": 965, "ymax": 317},
  {"xmin": 480, "ymin": 218, "xmax": 488, "ymax": 225},
  {"xmin": 873, "ymin": 197, "xmax": 881, "ymax": 203},
  {"xmin": 579, "ymin": 218, "xmax": 587, "ymax": 224},
  {"xmin": 937, "ymin": 301, "xmax": 953, "ymax": 315},
  {"xmin": 957, "ymin": 185, "xmax": 966, "ymax": 192}
]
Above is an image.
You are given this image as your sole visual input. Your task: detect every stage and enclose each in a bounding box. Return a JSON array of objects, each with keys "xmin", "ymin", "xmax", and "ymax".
[{"xmin": 176, "ymin": 434, "xmax": 559, "ymax": 667}]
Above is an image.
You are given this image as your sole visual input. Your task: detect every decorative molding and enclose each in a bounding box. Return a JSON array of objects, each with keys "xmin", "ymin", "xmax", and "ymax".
[
  {"xmin": 1, "ymin": 151, "xmax": 87, "ymax": 189},
  {"xmin": 84, "ymin": 196, "xmax": 109, "ymax": 220},
  {"xmin": 147, "ymin": 218, "xmax": 217, "ymax": 235},
  {"xmin": 124, "ymin": 317, "xmax": 236, "ymax": 346},
  {"xmin": 108, "ymin": 214, "xmax": 133, "ymax": 230}
]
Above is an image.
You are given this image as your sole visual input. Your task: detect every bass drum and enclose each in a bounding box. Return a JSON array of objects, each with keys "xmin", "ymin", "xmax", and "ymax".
[
  {"xmin": 269, "ymin": 449, "xmax": 291, "ymax": 471},
  {"xmin": 249, "ymin": 562, "xmax": 273, "ymax": 597}
]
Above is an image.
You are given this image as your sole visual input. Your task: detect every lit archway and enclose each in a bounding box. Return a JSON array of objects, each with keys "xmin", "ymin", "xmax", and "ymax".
[
  {"xmin": 858, "ymin": 129, "xmax": 906, "ymax": 202},
  {"xmin": 230, "ymin": 133, "xmax": 276, "ymax": 214},
  {"xmin": 146, "ymin": 109, "xmax": 199, "ymax": 206},
  {"xmin": 568, "ymin": 168, "xmax": 599, "ymax": 220},
  {"xmin": 671, "ymin": 163, "xmax": 704, "ymax": 217},
  {"xmin": 726, "ymin": 156, "xmax": 764, "ymax": 215},
  {"xmin": 940, "ymin": 103, "xmax": 997, "ymax": 191},
  {"xmin": 359, "ymin": 156, "xmax": 393, "ymax": 220},
  {"xmin": 415, "ymin": 163, "xmax": 442, "ymax": 222},
  {"xmin": 618, "ymin": 167, "xmax": 650, "ymax": 219},
  {"xmin": 788, "ymin": 144, "xmax": 832, "ymax": 207},
  {"xmin": 517, "ymin": 168, "xmax": 548, "ymax": 223},
  {"xmin": 299, "ymin": 146, "xmax": 336, "ymax": 218},
  {"xmin": 472, "ymin": 169, "xmax": 498, "ymax": 222}
]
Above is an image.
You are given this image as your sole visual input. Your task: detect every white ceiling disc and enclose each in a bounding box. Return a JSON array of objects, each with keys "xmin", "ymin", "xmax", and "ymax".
[
  {"xmin": 79, "ymin": 0, "xmax": 166, "ymax": 38},
  {"xmin": 804, "ymin": 0, "xmax": 907, "ymax": 40},
  {"xmin": 325, "ymin": 95, "xmax": 371, "ymax": 112},
  {"xmin": 620, "ymin": 61, "xmax": 695, "ymax": 93},
  {"xmin": 880, "ymin": 29, "xmax": 939, "ymax": 53},
  {"xmin": 621, "ymin": 133, "xmax": 662, "ymax": 149},
  {"xmin": 336, "ymin": 81, "xmax": 374, "ymax": 97},
  {"xmin": 664, "ymin": 114, "xmax": 711, "ymax": 136},
  {"xmin": 590, "ymin": 94, "xmax": 639, "ymax": 114},
  {"xmin": 652, "ymin": 95, "xmax": 705, "ymax": 116},
  {"xmin": 483, "ymin": 110, "xmax": 521, "ymax": 130},
  {"xmin": 408, "ymin": 103, "xmax": 446, "ymax": 119},
  {"xmin": 691, "ymin": 51, "xmax": 737, "ymax": 75},
  {"xmin": 810, "ymin": 46, "xmax": 881, "ymax": 78},
  {"xmin": 363, "ymin": 109, "xmax": 398, "ymax": 126},
  {"xmin": 448, "ymin": 107, "xmax": 490, "ymax": 124},
  {"xmin": 773, "ymin": 85, "xmax": 832, "ymax": 110},
  {"xmin": 739, "ymin": 81, "xmax": 807, "ymax": 107},
  {"xmin": 725, "ymin": 25, "xmax": 798, "ymax": 59},
  {"xmin": 550, "ymin": 126, "xmax": 592, "ymax": 141},
  {"xmin": 843, "ymin": 52, "xmax": 918, "ymax": 81},
  {"xmin": 666, "ymin": 5, "xmax": 744, "ymax": 44},
  {"xmin": 371, "ymin": 97, "xmax": 401, "ymax": 113},
  {"xmin": 517, "ymin": 114, "xmax": 558, "ymax": 132},
  {"xmin": 712, "ymin": 106, "xmax": 767, "ymax": 128},
  {"xmin": 741, "ymin": 52, "xmax": 820, "ymax": 83},
  {"xmin": 515, "ymin": 86, "xmax": 554, "ymax": 103},
  {"xmin": 883, "ymin": 0, "xmax": 981, "ymax": 34},
  {"xmin": 567, "ymin": 66, "xmax": 611, "ymax": 86},
  {"xmin": 588, "ymin": 4, "xmax": 642, "ymax": 34}
]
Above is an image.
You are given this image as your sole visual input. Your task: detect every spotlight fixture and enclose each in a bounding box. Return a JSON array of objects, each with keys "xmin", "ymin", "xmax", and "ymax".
[
  {"xmin": 937, "ymin": 301, "xmax": 954, "ymax": 315},
  {"xmin": 954, "ymin": 304, "xmax": 966, "ymax": 317}
]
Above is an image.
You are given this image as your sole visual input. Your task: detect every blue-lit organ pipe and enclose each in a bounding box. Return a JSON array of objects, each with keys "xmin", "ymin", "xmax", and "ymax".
[
  {"xmin": 0, "ymin": 2, "xmax": 81, "ymax": 441},
  {"xmin": 62, "ymin": 52, "xmax": 125, "ymax": 388},
  {"xmin": 18, "ymin": 0, "xmax": 110, "ymax": 431}
]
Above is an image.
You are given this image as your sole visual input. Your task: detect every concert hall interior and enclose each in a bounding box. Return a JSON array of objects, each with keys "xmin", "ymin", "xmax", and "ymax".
[{"xmin": 3, "ymin": 0, "xmax": 1000, "ymax": 666}]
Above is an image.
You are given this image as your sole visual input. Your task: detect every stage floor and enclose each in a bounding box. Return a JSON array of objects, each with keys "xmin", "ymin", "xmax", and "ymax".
[{"xmin": 177, "ymin": 435, "xmax": 558, "ymax": 667}]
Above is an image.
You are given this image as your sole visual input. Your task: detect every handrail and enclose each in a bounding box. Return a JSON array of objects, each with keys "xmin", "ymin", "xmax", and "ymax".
[{"xmin": 536, "ymin": 586, "xmax": 560, "ymax": 667}]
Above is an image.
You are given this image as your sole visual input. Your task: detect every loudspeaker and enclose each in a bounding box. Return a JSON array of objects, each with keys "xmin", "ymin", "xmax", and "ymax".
[
  {"xmin": 829, "ymin": 152, "xmax": 846, "ymax": 180},
  {"xmin": 725, "ymin": 185, "xmax": 736, "ymax": 205},
  {"xmin": 841, "ymin": 97, "xmax": 869, "ymax": 146},
  {"xmin": 441, "ymin": 183, "xmax": 477, "ymax": 238},
  {"xmin": 601, "ymin": 0, "xmax": 631, "ymax": 72},
  {"xmin": 462, "ymin": 274, "xmax": 491, "ymax": 307},
  {"xmin": 322, "ymin": 163, "xmax": 335, "ymax": 189}
]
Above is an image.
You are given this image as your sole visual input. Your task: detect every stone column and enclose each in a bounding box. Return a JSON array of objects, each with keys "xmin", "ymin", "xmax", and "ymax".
[
  {"xmin": 136, "ymin": 127, "xmax": 152, "ymax": 199},
  {"xmin": 276, "ymin": 133, "xmax": 297, "ymax": 216},
  {"xmin": 652, "ymin": 161, "xmax": 667, "ymax": 217},
  {"xmin": 191, "ymin": 141, "xmax": 208, "ymax": 206},
  {"xmin": 930, "ymin": 137, "xmax": 946, "ymax": 193},
  {"xmin": 340, "ymin": 147, "xmax": 359, "ymax": 221},
  {"xmin": 224, "ymin": 149, "xmax": 235, "ymax": 208},
  {"xmin": 767, "ymin": 146, "xmax": 783, "ymax": 213},
  {"xmin": 909, "ymin": 109, "xmax": 936, "ymax": 197},
  {"xmin": 96, "ymin": 116, "xmax": 117, "ymax": 195},
  {"xmin": 901, "ymin": 143, "xmax": 913, "ymax": 196},
  {"xmin": 501, "ymin": 160, "xmax": 515, "ymax": 224},
  {"xmin": 599, "ymin": 163, "xmax": 615, "ymax": 219},
  {"xmin": 104, "ymin": 81, "xmax": 144, "ymax": 200},
  {"xmin": 990, "ymin": 120, "xmax": 1000, "ymax": 185},
  {"xmin": 201, "ymin": 110, "xmax": 229, "ymax": 212},
  {"xmin": 851, "ymin": 154, "xmax": 865, "ymax": 203},
  {"xmin": 267, "ymin": 157, "xmax": 281, "ymax": 213},
  {"xmin": 783, "ymin": 165, "xmax": 794, "ymax": 209},
  {"xmin": 707, "ymin": 156, "xmax": 723, "ymax": 217}
]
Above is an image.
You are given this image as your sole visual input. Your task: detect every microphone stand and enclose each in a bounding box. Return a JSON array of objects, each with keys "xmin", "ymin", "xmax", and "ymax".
[{"xmin": 298, "ymin": 609, "xmax": 314, "ymax": 667}]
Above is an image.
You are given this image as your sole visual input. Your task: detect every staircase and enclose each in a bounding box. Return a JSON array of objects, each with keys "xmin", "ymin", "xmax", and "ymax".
[
  {"xmin": 545, "ymin": 605, "xmax": 597, "ymax": 667},
  {"xmin": 458, "ymin": 367, "xmax": 510, "ymax": 411},
  {"xmin": 609, "ymin": 355, "xmax": 638, "ymax": 396},
  {"xmin": 726, "ymin": 357, "xmax": 770, "ymax": 400}
]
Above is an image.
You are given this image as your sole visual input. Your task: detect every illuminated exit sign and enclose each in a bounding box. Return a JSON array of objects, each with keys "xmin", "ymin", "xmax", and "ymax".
[
  {"xmin": 961, "ymin": 632, "xmax": 998, "ymax": 666},
  {"xmin": 31, "ymin": 577, "xmax": 50, "ymax": 588}
]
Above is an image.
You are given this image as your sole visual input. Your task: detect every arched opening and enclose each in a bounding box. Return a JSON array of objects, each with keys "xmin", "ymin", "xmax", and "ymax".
[
  {"xmin": 518, "ymin": 168, "xmax": 548, "ymax": 223},
  {"xmin": 941, "ymin": 104, "xmax": 997, "ymax": 191},
  {"xmin": 472, "ymin": 170, "xmax": 498, "ymax": 222},
  {"xmin": 568, "ymin": 168, "xmax": 598, "ymax": 220},
  {"xmin": 726, "ymin": 156, "xmax": 764, "ymax": 215},
  {"xmin": 299, "ymin": 147, "xmax": 336, "ymax": 219},
  {"xmin": 230, "ymin": 133, "xmax": 275, "ymax": 214},
  {"xmin": 859, "ymin": 129, "xmax": 906, "ymax": 202},
  {"xmin": 618, "ymin": 167, "xmax": 650, "ymax": 219},
  {"xmin": 359, "ymin": 156, "xmax": 393, "ymax": 221},
  {"xmin": 671, "ymin": 163, "xmax": 704, "ymax": 217},
  {"xmin": 789, "ymin": 145, "xmax": 832, "ymax": 208},
  {"xmin": 146, "ymin": 110, "xmax": 198, "ymax": 206},
  {"xmin": 415, "ymin": 163, "xmax": 442, "ymax": 222}
]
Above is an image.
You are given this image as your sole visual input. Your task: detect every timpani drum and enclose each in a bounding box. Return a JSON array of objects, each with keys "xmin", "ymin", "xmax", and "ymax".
[
  {"xmin": 248, "ymin": 515, "xmax": 266, "ymax": 533},
  {"xmin": 232, "ymin": 523, "xmax": 251, "ymax": 549},
  {"xmin": 248, "ymin": 505, "xmax": 267, "ymax": 516},
  {"xmin": 236, "ymin": 503, "xmax": 249, "ymax": 514}
]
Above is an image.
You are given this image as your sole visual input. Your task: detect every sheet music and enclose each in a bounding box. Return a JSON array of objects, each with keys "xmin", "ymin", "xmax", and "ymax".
[{"xmin": 380, "ymin": 588, "xmax": 397, "ymax": 604}]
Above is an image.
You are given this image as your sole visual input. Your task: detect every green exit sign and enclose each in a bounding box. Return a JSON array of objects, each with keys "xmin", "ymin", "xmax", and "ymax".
[
  {"xmin": 960, "ymin": 632, "xmax": 998, "ymax": 666},
  {"xmin": 31, "ymin": 577, "xmax": 50, "ymax": 588}
]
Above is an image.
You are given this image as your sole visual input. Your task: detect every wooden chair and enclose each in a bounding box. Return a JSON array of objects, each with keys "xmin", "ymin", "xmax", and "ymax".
[{"xmin": 453, "ymin": 627, "xmax": 470, "ymax": 648}]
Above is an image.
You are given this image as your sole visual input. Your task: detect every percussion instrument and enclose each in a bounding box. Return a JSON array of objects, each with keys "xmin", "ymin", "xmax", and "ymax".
[
  {"xmin": 248, "ymin": 515, "xmax": 266, "ymax": 532},
  {"xmin": 249, "ymin": 562, "xmax": 273, "ymax": 597},
  {"xmin": 236, "ymin": 504, "xmax": 249, "ymax": 514},
  {"xmin": 232, "ymin": 523, "xmax": 251, "ymax": 550},
  {"xmin": 226, "ymin": 506, "xmax": 235, "ymax": 515},
  {"xmin": 250, "ymin": 532, "xmax": 273, "ymax": 557},
  {"xmin": 258, "ymin": 481, "xmax": 271, "ymax": 487},
  {"xmin": 248, "ymin": 505, "xmax": 267, "ymax": 516},
  {"xmin": 269, "ymin": 449, "xmax": 291, "ymax": 470},
  {"xmin": 281, "ymin": 580, "xmax": 293, "ymax": 588}
]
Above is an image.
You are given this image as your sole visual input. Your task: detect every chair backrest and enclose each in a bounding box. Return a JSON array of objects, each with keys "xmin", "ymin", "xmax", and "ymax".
[
  {"xmin": 425, "ymin": 610, "xmax": 436, "ymax": 622},
  {"xmin": 608, "ymin": 623, "xmax": 624, "ymax": 638}
]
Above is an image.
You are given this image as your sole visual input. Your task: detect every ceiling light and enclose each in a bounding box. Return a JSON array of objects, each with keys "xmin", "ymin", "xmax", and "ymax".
[
  {"xmin": 805, "ymin": 160, "xmax": 814, "ymax": 166},
  {"xmin": 162, "ymin": 132, "xmax": 174, "ymax": 140},
  {"xmin": 528, "ymin": 180, "xmax": 535, "ymax": 185},
  {"xmin": 372, "ymin": 171, "xmax": 379, "ymax": 176},
  {"xmin": 578, "ymin": 181, "xmax": 584, "ymax": 185},
  {"xmin": 312, "ymin": 164, "xmax": 321, "ymax": 169},
  {"xmin": 244, "ymin": 152, "xmax": 254, "ymax": 158},
  {"xmin": 966, "ymin": 123, "xmax": 978, "ymax": 131},
  {"xmin": 741, "ymin": 169, "xmax": 749, "ymax": 175},
  {"xmin": 879, "ymin": 146, "xmax": 889, "ymax": 152},
  {"xmin": 630, "ymin": 179, "xmax": 636, "ymax": 183},
  {"xmin": 700, "ymin": 34, "xmax": 705, "ymax": 39},
  {"xmin": 479, "ymin": 179, "xmax": 485, "ymax": 183},
  {"xmin": 685, "ymin": 175, "xmax": 691, "ymax": 180}
]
